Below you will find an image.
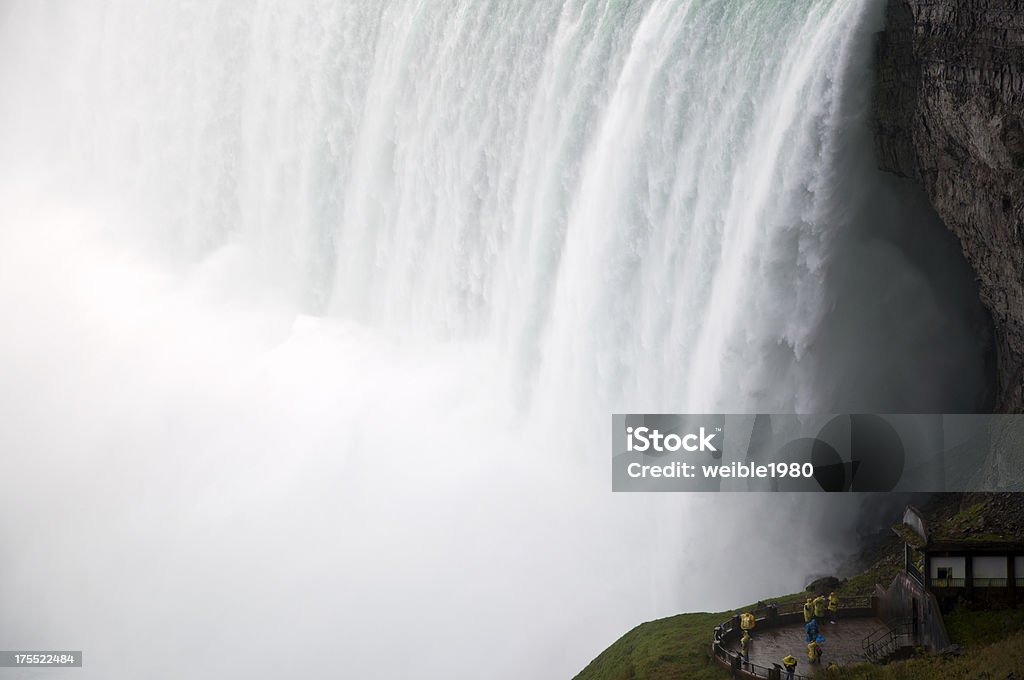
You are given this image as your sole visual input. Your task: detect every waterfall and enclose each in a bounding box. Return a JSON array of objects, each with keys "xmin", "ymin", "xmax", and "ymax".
[{"xmin": 0, "ymin": 1, "xmax": 990, "ymax": 678}]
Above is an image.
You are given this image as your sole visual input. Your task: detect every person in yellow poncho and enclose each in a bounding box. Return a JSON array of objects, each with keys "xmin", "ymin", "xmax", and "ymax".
[
  {"xmin": 803, "ymin": 597, "xmax": 814, "ymax": 623},
  {"xmin": 827, "ymin": 591, "xmax": 839, "ymax": 624},
  {"xmin": 782, "ymin": 654, "xmax": 798, "ymax": 680},
  {"xmin": 808, "ymin": 635, "xmax": 825, "ymax": 664},
  {"xmin": 813, "ymin": 594, "xmax": 826, "ymax": 618}
]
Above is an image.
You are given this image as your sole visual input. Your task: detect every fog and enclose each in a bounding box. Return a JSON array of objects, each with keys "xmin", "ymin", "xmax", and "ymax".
[{"xmin": 0, "ymin": 1, "xmax": 991, "ymax": 678}]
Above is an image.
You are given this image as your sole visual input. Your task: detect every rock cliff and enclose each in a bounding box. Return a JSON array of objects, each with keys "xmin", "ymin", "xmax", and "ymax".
[{"xmin": 875, "ymin": 0, "xmax": 1024, "ymax": 411}]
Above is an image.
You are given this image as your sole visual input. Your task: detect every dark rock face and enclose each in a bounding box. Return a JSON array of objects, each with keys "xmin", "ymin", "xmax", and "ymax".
[
  {"xmin": 805, "ymin": 576, "xmax": 841, "ymax": 595},
  {"xmin": 875, "ymin": 0, "xmax": 1024, "ymax": 411}
]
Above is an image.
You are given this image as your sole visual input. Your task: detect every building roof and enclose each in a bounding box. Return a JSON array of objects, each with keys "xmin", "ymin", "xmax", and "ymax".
[
  {"xmin": 902, "ymin": 506, "xmax": 928, "ymax": 543},
  {"xmin": 894, "ymin": 504, "xmax": 1024, "ymax": 554}
]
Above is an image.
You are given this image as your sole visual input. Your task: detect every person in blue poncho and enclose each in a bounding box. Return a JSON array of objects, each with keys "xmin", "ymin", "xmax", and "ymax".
[{"xmin": 804, "ymin": 617, "xmax": 819, "ymax": 642}]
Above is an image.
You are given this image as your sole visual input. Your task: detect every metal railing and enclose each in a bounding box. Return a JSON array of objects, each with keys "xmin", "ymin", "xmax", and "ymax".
[
  {"xmin": 714, "ymin": 647, "xmax": 812, "ymax": 680},
  {"xmin": 765, "ymin": 595, "xmax": 872, "ymax": 618},
  {"xmin": 713, "ymin": 597, "xmax": 873, "ymax": 634},
  {"xmin": 711, "ymin": 597, "xmax": 875, "ymax": 679},
  {"xmin": 932, "ymin": 577, "xmax": 1019, "ymax": 588},
  {"xmin": 907, "ymin": 562, "xmax": 924, "ymax": 585},
  {"xmin": 713, "ymin": 596, "xmax": 871, "ymax": 637},
  {"xmin": 739, "ymin": 659, "xmax": 808, "ymax": 680},
  {"xmin": 862, "ymin": 619, "xmax": 914, "ymax": 663}
]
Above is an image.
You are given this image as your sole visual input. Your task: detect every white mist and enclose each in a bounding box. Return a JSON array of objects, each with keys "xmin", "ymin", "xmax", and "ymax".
[{"xmin": 0, "ymin": 2, "xmax": 989, "ymax": 678}]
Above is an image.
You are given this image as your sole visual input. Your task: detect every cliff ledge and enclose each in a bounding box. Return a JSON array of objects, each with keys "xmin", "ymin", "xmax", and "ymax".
[{"xmin": 875, "ymin": 0, "xmax": 1024, "ymax": 411}]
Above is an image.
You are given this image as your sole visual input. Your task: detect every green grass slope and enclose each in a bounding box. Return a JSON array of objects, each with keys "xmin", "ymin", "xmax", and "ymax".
[
  {"xmin": 832, "ymin": 629, "xmax": 1024, "ymax": 679},
  {"xmin": 572, "ymin": 611, "xmax": 727, "ymax": 680}
]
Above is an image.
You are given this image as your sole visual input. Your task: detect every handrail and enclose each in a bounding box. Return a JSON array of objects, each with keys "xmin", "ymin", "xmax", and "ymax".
[
  {"xmin": 932, "ymin": 577, "xmax": 1015, "ymax": 588},
  {"xmin": 711, "ymin": 596, "xmax": 876, "ymax": 679},
  {"xmin": 906, "ymin": 563, "xmax": 924, "ymax": 586},
  {"xmin": 715, "ymin": 646, "xmax": 813, "ymax": 680},
  {"xmin": 862, "ymin": 622, "xmax": 895, "ymax": 650},
  {"xmin": 715, "ymin": 595, "xmax": 872, "ymax": 631},
  {"xmin": 862, "ymin": 618, "xmax": 913, "ymax": 663}
]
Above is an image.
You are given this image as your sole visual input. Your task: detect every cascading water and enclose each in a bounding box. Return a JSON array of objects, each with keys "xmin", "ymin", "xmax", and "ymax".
[{"xmin": 0, "ymin": 1, "xmax": 991, "ymax": 679}]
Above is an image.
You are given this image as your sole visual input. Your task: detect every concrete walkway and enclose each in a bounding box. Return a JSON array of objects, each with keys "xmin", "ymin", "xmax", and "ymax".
[{"xmin": 728, "ymin": 617, "xmax": 887, "ymax": 673}]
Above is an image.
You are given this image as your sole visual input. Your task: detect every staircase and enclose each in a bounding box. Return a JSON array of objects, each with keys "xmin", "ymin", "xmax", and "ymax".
[{"xmin": 862, "ymin": 619, "xmax": 915, "ymax": 663}]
